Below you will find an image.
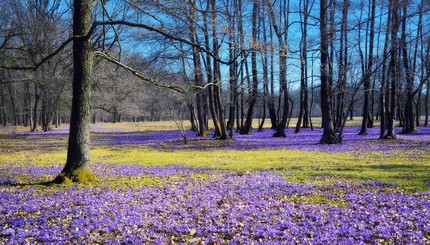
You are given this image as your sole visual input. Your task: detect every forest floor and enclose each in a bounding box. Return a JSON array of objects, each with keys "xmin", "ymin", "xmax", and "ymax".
[{"xmin": 0, "ymin": 120, "xmax": 429, "ymax": 244}]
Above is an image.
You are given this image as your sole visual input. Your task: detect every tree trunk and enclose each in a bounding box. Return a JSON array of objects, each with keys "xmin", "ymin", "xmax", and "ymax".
[
  {"xmin": 319, "ymin": 0, "xmax": 338, "ymax": 144},
  {"xmin": 7, "ymin": 83, "xmax": 18, "ymax": 126},
  {"xmin": 334, "ymin": 0, "xmax": 348, "ymax": 133},
  {"xmin": 268, "ymin": 26, "xmax": 277, "ymax": 129},
  {"xmin": 31, "ymin": 84, "xmax": 41, "ymax": 132},
  {"xmin": 211, "ymin": 0, "xmax": 227, "ymax": 140},
  {"xmin": 0, "ymin": 84, "xmax": 6, "ymax": 127},
  {"xmin": 189, "ymin": 1, "xmax": 208, "ymax": 136},
  {"xmin": 227, "ymin": 0, "xmax": 239, "ymax": 138},
  {"xmin": 295, "ymin": 0, "xmax": 310, "ymax": 133},
  {"xmin": 202, "ymin": 7, "xmax": 221, "ymax": 138},
  {"xmin": 23, "ymin": 82, "xmax": 31, "ymax": 127},
  {"xmin": 379, "ymin": 0, "xmax": 392, "ymax": 139},
  {"xmin": 425, "ymin": 78, "xmax": 429, "ymax": 126},
  {"xmin": 359, "ymin": 0, "xmax": 376, "ymax": 135},
  {"xmin": 241, "ymin": 0, "xmax": 259, "ymax": 135},
  {"xmin": 266, "ymin": 0, "xmax": 290, "ymax": 138},
  {"xmin": 384, "ymin": 0, "xmax": 400, "ymax": 139},
  {"xmin": 54, "ymin": 0, "xmax": 96, "ymax": 184}
]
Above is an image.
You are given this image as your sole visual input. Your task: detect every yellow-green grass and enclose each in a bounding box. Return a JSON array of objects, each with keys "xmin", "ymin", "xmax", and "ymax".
[{"xmin": 1, "ymin": 141, "xmax": 429, "ymax": 192}]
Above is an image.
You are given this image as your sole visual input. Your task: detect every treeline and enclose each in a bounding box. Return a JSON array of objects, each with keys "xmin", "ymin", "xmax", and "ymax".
[{"xmin": 1, "ymin": 0, "xmax": 429, "ymax": 141}]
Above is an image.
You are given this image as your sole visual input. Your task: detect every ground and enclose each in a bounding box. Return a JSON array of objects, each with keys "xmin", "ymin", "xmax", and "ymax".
[{"xmin": 0, "ymin": 120, "xmax": 429, "ymax": 244}]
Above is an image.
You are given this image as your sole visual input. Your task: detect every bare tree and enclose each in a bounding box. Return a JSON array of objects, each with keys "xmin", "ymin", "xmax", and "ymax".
[{"xmin": 319, "ymin": 0, "xmax": 338, "ymax": 144}]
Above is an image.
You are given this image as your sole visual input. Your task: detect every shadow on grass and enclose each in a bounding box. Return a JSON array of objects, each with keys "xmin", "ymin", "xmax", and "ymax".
[{"xmin": 0, "ymin": 179, "xmax": 65, "ymax": 187}]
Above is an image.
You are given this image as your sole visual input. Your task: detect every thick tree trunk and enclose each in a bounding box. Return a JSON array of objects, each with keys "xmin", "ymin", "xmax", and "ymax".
[
  {"xmin": 379, "ymin": 0, "xmax": 392, "ymax": 138},
  {"xmin": 319, "ymin": 0, "xmax": 338, "ymax": 144},
  {"xmin": 54, "ymin": 0, "xmax": 96, "ymax": 184},
  {"xmin": 384, "ymin": 0, "xmax": 400, "ymax": 139}
]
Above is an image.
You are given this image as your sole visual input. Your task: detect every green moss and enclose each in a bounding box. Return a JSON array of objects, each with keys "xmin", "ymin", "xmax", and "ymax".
[
  {"xmin": 71, "ymin": 167, "xmax": 98, "ymax": 183},
  {"xmin": 52, "ymin": 168, "xmax": 97, "ymax": 185}
]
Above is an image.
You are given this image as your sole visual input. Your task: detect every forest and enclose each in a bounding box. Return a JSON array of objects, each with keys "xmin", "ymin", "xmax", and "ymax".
[
  {"xmin": 1, "ymin": 0, "xmax": 430, "ymax": 243},
  {"xmin": 1, "ymin": 0, "xmax": 429, "ymax": 138}
]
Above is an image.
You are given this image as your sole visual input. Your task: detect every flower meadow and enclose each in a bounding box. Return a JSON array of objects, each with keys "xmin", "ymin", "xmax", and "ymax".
[{"xmin": 1, "ymin": 124, "xmax": 430, "ymax": 244}]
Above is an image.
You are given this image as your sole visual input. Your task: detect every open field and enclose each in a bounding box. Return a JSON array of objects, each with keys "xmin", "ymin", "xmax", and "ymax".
[{"xmin": 1, "ymin": 121, "xmax": 429, "ymax": 244}]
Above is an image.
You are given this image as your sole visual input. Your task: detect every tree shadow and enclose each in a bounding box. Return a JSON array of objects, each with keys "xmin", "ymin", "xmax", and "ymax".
[{"xmin": 0, "ymin": 179, "xmax": 61, "ymax": 187}]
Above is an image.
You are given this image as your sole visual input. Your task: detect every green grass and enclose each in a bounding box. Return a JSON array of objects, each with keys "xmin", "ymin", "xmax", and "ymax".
[{"xmin": 1, "ymin": 142, "xmax": 429, "ymax": 192}]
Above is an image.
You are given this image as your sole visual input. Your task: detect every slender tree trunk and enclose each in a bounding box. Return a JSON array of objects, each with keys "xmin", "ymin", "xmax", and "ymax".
[
  {"xmin": 295, "ymin": 0, "xmax": 310, "ymax": 133},
  {"xmin": 0, "ymin": 84, "xmax": 6, "ymax": 127},
  {"xmin": 54, "ymin": 0, "xmax": 96, "ymax": 184},
  {"xmin": 359, "ymin": 0, "xmax": 376, "ymax": 135},
  {"xmin": 334, "ymin": 0, "xmax": 348, "ymax": 133},
  {"xmin": 23, "ymin": 82, "xmax": 31, "ymax": 127},
  {"xmin": 202, "ymin": 8, "xmax": 220, "ymax": 138},
  {"xmin": 7, "ymin": 83, "xmax": 18, "ymax": 126},
  {"xmin": 241, "ymin": 0, "xmax": 259, "ymax": 135},
  {"xmin": 401, "ymin": 2, "xmax": 422, "ymax": 133},
  {"xmin": 259, "ymin": 5, "xmax": 269, "ymax": 132},
  {"xmin": 425, "ymin": 78, "xmax": 429, "ymax": 126},
  {"xmin": 31, "ymin": 83, "xmax": 41, "ymax": 131},
  {"xmin": 266, "ymin": 0, "xmax": 290, "ymax": 137},
  {"xmin": 227, "ymin": 0, "xmax": 238, "ymax": 138},
  {"xmin": 328, "ymin": 0, "xmax": 335, "ymax": 120},
  {"xmin": 189, "ymin": 0, "xmax": 208, "ymax": 136},
  {"xmin": 211, "ymin": 0, "xmax": 227, "ymax": 140},
  {"xmin": 268, "ymin": 26, "xmax": 277, "ymax": 129}
]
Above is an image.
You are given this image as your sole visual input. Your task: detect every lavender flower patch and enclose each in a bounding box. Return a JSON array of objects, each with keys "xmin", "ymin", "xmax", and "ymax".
[
  {"xmin": 8, "ymin": 125, "xmax": 430, "ymax": 153},
  {"xmin": 1, "ymin": 169, "xmax": 429, "ymax": 244},
  {"xmin": 0, "ymin": 164, "xmax": 208, "ymax": 184},
  {"xmin": 120, "ymin": 126, "xmax": 429, "ymax": 152}
]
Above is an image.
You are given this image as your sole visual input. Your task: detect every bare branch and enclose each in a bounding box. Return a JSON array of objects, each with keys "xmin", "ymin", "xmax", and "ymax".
[{"xmin": 94, "ymin": 51, "xmax": 186, "ymax": 93}]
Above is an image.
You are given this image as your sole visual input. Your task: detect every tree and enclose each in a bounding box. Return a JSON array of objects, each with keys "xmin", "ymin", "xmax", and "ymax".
[
  {"xmin": 53, "ymin": 0, "xmax": 96, "ymax": 183},
  {"xmin": 319, "ymin": 0, "xmax": 339, "ymax": 144},
  {"xmin": 295, "ymin": 0, "xmax": 311, "ymax": 133},
  {"xmin": 383, "ymin": 0, "xmax": 401, "ymax": 139},
  {"xmin": 266, "ymin": 0, "xmax": 291, "ymax": 138},
  {"xmin": 240, "ymin": 0, "xmax": 259, "ymax": 135},
  {"xmin": 358, "ymin": 0, "xmax": 376, "ymax": 135}
]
